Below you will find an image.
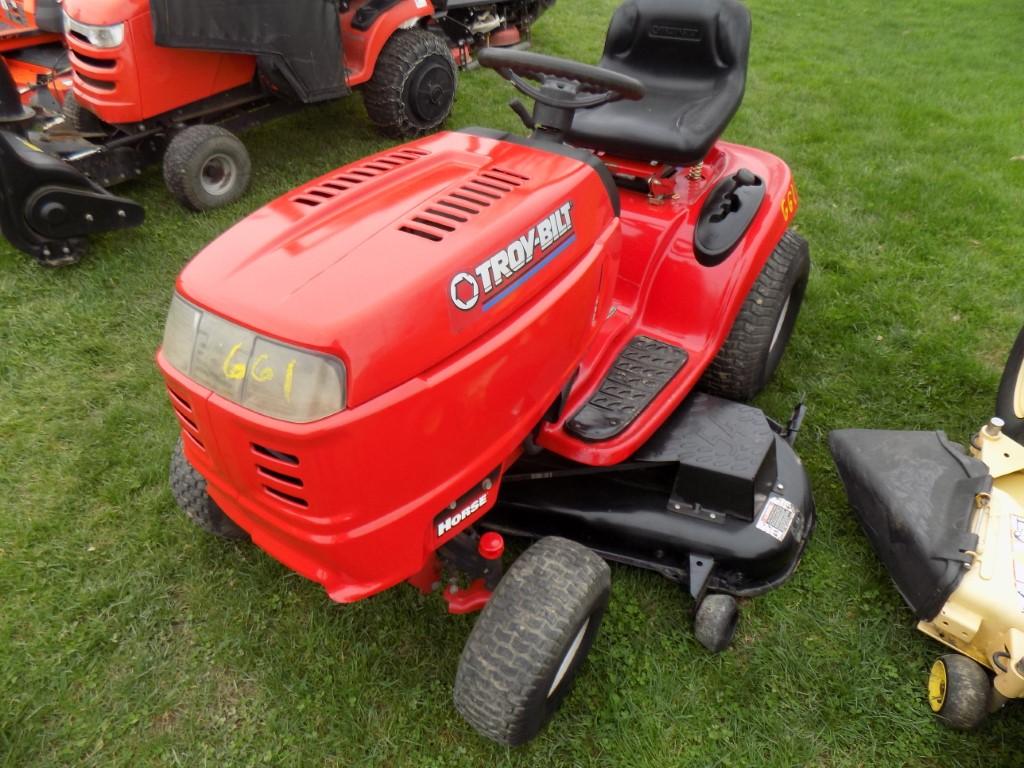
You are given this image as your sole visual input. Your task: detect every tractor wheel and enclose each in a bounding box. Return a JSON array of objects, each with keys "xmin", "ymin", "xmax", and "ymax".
[
  {"xmin": 996, "ymin": 325, "xmax": 1024, "ymax": 442},
  {"xmin": 454, "ymin": 536, "xmax": 610, "ymax": 746},
  {"xmin": 928, "ymin": 654, "xmax": 991, "ymax": 730},
  {"xmin": 363, "ymin": 28, "xmax": 457, "ymax": 139},
  {"xmin": 62, "ymin": 91, "xmax": 104, "ymax": 134},
  {"xmin": 693, "ymin": 593, "xmax": 739, "ymax": 653},
  {"xmin": 162, "ymin": 125, "xmax": 251, "ymax": 212},
  {"xmin": 700, "ymin": 229, "xmax": 810, "ymax": 401},
  {"xmin": 169, "ymin": 438, "xmax": 249, "ymax": 541}
]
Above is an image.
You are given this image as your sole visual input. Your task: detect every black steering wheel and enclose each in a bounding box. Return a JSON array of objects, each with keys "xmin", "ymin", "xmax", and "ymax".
[{"xmin": 477, "ymin": 48, "xmax": 645, "ymax": 111}]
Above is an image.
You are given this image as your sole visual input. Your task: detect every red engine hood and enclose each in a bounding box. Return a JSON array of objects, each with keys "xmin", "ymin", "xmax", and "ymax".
[{"xmin": 177, "ymin": 130, "xmax": 617, "ymax": 407}]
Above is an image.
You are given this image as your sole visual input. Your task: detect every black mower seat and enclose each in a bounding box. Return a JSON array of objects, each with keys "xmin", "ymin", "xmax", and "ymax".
[{"xmin": 567, "ymin": 0, "xmax": 751, "ymax": 167}]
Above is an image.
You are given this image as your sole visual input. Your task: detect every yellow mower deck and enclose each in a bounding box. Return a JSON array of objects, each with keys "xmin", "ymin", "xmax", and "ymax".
[{"xmin": 919, "ymin": 424, "xmax": 1024, "ymax": 702}]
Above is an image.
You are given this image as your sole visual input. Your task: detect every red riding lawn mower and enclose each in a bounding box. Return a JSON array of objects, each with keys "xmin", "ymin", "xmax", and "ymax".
[
  {"xmin": 0, "ymin": 0, "xmax": 555, "ymax": 266},
  {"xmin": 158, "ymin": 0, "xmax": 815, "ymax": 745}
]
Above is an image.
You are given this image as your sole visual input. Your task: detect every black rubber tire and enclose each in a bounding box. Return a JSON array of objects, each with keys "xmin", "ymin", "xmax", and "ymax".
[
  {"xmin": 162, "ymin": 124, "xmax": 252, "ymax": 212},
  {"xmin": 62, "ymin": 91, "xmax": 104, "ymax": 134},
  {"xmin": 929, "ymin": 654, "xmax": 991, "ymax": 730},
  {"xmin": 169, "ymin": 438, "xmax": 249, "ymax": 541},
  {"xmin": 996, "ymin": 325, "xmax": 1024, "ymax": 442},
  {"xmin": 363, "ymin": 28, "xmax": 457, "ymax": 139},
  {"xmin": 454, "ymin": 536, "xmax": 610, "ymax": 746},
  {"xmin": 693, "ymin": 593, "xmax": 739, "ymax": 653},
  {"xmin": 700, "ymin": 229, "xmax": 810, "ymax": 401}
]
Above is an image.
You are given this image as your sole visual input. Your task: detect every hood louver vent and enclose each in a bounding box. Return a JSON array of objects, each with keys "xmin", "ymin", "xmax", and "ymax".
[
  {"xmin": 399, "ymin": 166, "xmax": 529, "ymax": 242},
  {"xmin": 291, "ymin": 148, "xmax": 430, "ymax": 209}
]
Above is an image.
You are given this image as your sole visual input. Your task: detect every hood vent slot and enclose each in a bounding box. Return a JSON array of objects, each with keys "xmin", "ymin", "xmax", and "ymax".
[
  {"xmin": 398, "ymin": 167, "xmax": 530, "ymax": 242},
  {"xmin": 292, "ymin": 148, "xmax": 430, "ymax": 209}
]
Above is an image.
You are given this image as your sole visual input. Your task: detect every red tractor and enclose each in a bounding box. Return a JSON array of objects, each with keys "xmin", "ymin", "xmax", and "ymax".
[
  {"xmin": 0, "ymin": 0, "xmax": 555, "ymax": 265},
  {"xmin": 158, "ymin": 0, "xmax": 815, "ymax": 745}
]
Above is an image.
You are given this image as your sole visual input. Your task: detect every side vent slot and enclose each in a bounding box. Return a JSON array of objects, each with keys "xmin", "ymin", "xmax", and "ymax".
[
  {"xmin": 438, "ymin": 199, "xmax": 478, "ymax": 215},
  {"xmin": 257, "ymin": 466, "xmax": 304, "ymax": 488},
  {"xmin": 264, "ymin": 486, "xmax": 309, "ymax": 509},
  {"xmin": 399, "ymin": 226, "xmax": 443, "ymax": 242},
  {"xmin": 252, "ymin": 443, "xmax": 299, "ymax": 466},
  {"xmin": 451, "ymin": 191, "xmax": 490, "ymax": 208},
  {"xmin": 471, "ymin": 178, "xmax": 513, "ymax": 193},
  {"xmin": 412, "ymin": 216, "xmax": 455, "ymax": 233},
  {"xmin": 424, "ymin": 206, "xmax": 467, "ymax": 223},
  {"xmin": 460, "ymin": 184, "xmax": 500, "ymax": 200},
  {"xmin": 490, "ymin": 166, "xmax": 530, "ymax": 182}
]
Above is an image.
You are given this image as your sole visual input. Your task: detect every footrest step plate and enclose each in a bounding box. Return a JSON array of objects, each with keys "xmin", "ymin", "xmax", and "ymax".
[{"xmin": 566, "ymin": 336, "xmax": 687, "ymax": 442}]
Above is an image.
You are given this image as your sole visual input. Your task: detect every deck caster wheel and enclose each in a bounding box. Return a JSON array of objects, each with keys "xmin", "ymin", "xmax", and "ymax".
[
  {"xmin": 700, "ymin": 228, "xmax": 810, "ymax": 401},
  {"xmin": 694, "ymin": 594, "xmax": 738, "ymax": 653},
  {"xmin": 928, "ymin": 654, "xmax": 991, "ymax": 730},
  {"xmin": 454, "ymin": 536, "xmax": 610, "ymax": 746},
  {"xmin": 996, "ymin": 325, "xmax": 1024, "ymax": 442},
  {"xmin": 169, "ymin": 438, "xmax": 249, "ymax": 541},
  {"xmin": 363, "ymin": 28, "xmax": 457, "ymax": 139},
  {"xmin": 162, "ymin": 124, "xmax": 251, "ymax": 212}
]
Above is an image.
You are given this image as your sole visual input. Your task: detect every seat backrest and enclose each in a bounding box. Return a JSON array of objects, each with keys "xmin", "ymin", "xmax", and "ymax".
[{"xmin": 599, "ymin": 0, "xmax": 751, "ymax": 92}]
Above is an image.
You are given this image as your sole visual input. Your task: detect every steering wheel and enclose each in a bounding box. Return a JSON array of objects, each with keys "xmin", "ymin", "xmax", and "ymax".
[{"xmin": 477, "ymin": 48, "xmax": 645, "ymax": 111}]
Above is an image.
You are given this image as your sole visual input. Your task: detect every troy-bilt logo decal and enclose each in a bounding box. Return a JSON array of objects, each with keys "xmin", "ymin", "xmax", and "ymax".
[
  {"xmin": 449, "ymin": 201, "xmax": 575, "ymax": 312},
  {"xmin": 436, "ymin": 493, "xmax": 489, "ymax": 538}
]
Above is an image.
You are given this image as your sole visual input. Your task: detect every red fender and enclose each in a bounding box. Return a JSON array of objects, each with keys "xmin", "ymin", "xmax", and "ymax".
[{"xmin": 343, "ymin": 0, "xmax": 436, "ymax": 86}]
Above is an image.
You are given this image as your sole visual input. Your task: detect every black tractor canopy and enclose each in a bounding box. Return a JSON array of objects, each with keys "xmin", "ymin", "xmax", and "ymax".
[{"xmin": 150, "ymin": 0, "xmax": 348, "ymax": 103}]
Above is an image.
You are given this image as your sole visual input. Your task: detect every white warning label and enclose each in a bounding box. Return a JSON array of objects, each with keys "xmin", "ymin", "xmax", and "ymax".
[{"xmin": 756, "ymin": 496, "xmax": 797, "ymax": 542}]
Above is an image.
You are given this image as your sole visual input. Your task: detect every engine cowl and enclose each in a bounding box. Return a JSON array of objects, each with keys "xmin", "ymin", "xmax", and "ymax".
[{"xmin": 177, "ymin": 129, "xmax": 619, "ymax": 407}]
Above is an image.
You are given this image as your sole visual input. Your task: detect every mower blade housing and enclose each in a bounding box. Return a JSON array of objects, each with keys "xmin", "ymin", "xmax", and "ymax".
[{"xmin": 489, "ymin": 394, "xmax": 816, "ymax": 598}]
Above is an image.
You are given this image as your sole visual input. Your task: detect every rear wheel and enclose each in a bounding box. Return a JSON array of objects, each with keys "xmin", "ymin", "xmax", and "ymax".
[
  {"xmin": 454, "ymin": 536, "xmax": 610, "ymax": 746},
  {"xmin": 363, "ymin": 28, "xmax": 457, "ymax": 138},
  {"xmin": 169, "ymin": 438, "xmax": 249, "ymax": 541},
  {"xmin": 928, "ymin": 654, "xmax": 991, "ymax": 730},
  {"xmin": 700, "ymin": 229, "xmax": 810, "ymax": 401},
  {"xmin": 162, "ymin": 124, "xmax": 251, "ymax": 212},
  {"xmin": 996, "ymin": 325, "xmax": 1024, "ymax": 442}
]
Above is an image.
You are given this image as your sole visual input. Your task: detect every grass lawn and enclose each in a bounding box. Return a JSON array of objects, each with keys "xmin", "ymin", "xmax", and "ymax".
[{"xmin": 2, "ymin": 0, "xmax": 1023, "ymax": 765}]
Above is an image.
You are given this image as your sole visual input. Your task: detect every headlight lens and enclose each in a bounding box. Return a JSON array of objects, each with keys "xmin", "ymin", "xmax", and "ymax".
[
  {"xmin": 63, "ymin": 11, "xmax": 125, "ymax": 49},
  {"xmin": 162, "ymin": 294, "xmax": 346, "ymax": 423}
]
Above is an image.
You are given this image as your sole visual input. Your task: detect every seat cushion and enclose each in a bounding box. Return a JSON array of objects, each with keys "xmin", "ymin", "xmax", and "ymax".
[{"xmin": 566, "ymin": 0, "xmax": 751, "ymax": 166}]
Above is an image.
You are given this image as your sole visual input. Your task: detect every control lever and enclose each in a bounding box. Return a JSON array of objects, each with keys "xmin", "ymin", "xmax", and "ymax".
[{"xmin": 508, "ymin": 99, "xmax": 535, "ymax": 130}]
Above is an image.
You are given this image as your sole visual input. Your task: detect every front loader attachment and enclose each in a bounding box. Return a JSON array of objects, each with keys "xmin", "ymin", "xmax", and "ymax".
[
  {"xmin": 829, "ymin": 429, "xmax": 990, "ymax": 621},
  {"xmin": 0, "ymin": 61, "xmax": 142, "ymax": 266}
]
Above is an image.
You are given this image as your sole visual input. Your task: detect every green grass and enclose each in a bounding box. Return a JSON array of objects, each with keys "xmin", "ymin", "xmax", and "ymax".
[{"xmin": 2, "ymin": 0, "xmax": 1024, "ymax": 765}]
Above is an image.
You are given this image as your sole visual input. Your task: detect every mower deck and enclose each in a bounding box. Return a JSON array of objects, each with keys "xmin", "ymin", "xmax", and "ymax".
[{"xmin": 489, "ymin": 393, "xmax": 815, "ymax": 599}]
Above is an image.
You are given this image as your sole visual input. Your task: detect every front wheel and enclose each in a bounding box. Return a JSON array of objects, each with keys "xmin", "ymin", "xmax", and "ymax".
[
  {"xmin": 169, "ymin": 439, "xmax": 249, "ymax": 541},
  {"xmin": 454, "ymin": 536, "xmax": 610, "ymax": 746},
  {"xmin": 700, "ymin": 229, "xmax": 810, "ymax": 401},
  {"xmin": 996, "ymin": 325, "xmax": 1024, "ymax": 442},
  {"xmin": 162, "ymin": 124, "xmax": 252, "ymax": 212},
  {"xmin": 362, "ymin": 28, "xmax": 457, "ymax": 139}
]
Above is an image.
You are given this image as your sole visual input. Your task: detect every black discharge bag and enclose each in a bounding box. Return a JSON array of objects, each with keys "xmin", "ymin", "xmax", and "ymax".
[{"xmin": 150, "ymin": 0, "xmax": 348, "ymax": 103}]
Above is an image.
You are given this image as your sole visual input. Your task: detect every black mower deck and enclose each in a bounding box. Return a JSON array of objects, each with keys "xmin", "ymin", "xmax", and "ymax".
[{"xmin": 490, "ymin": 393, "xmax": 815, "ymax": 599}]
